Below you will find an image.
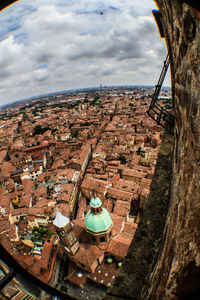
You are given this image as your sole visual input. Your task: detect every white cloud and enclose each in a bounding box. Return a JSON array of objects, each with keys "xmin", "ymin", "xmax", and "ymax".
[
  {"xmin": 0, "ymin": 0, "xmax": 169, "ymax": 105},
  {"xmin": 0, "ymin": 36, "xmax": 23, "ymax": 69}
]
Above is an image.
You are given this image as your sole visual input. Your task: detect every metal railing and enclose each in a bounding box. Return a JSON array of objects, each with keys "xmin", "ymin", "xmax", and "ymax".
[{"xmin": 147, "ymin": 53, "xmax": 174, "ymax": 134}]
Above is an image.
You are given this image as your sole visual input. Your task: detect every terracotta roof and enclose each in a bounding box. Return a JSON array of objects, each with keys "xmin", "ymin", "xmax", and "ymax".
[
  {"xmin": 79, "ymin": 143, "xmax": 91, "ymax": 164},
  {"xmin": 12, "ymin": 207, "xmax": 28, "ymax": 216},
  {"xmin": 88, "ymin": 261, "xmax": 118, "ymax": 287},
  {"xmin": 1, "ymin": 162, "xmax": 15, "ymax": 178},
  {"xmin": 113, "ymin": 178, "xmax": 135, "ymax": 192},
  {"xmin": 35, "ymin": 198, "xmax": 49, "ymax": 208},
  {"xmin": 37, "ymin": 173, "xmax": 46, "ymax": 183},
  {"xmin": 107, "ymin": 187, "xmax": 133, "ymax": 201},
  {"xmin": 110, "ymin": 213, "xmax": 125, "ymax": 236},
  {"xmin": 72, "ymin": 219, "xmax": 90, "ymax": 243},
  {"xmin": 107, "ymin": 233, "xmax": 133, "ymax": 259},
  {"xmin": 113, "ymin": 200, "xmax": 130, "ymax": 217},
  {"xmin": 134, "ymin": 165, "xmax": 150, "ymax": 173},
  {"xmin": 72, "ymin": 218, "xmax": 85, "ymax": 231},
  {"xmin": 0, "ymin": 193, "xmax": 10, "ymax": 208},
  {"xmin": 123, "ymin": 222, "xmax": 138, "ymax": 235},
  {"xmin": 37, "ymin": 171, "xmax": 53, "ymax": 183},
  {"xmin": 140, "ymin": 178, "xmax": 151, "ymax": 186},
  {"xmin": 72, "ymin": 244, "xmax": 99, "ymax": 272},
  {"xmin": 0, "ymin": 150, "xmax": 7, "ymax": 164},
  {"xmin": 57, "ymin": 203, "xmax": 70, "ymax": 218},
  {"xmin": 55, "ymin": 169, "xmax": 76, "ymax": 181},
  {"xmin": 67, "ymin": 261, "xmax": 88, "ymax": 287},
  {"xmin": 0, "ymin": 220, "xmax": 9, "ymax": 232},
  {"xmin": 0, "ymin": 234, "xmax": 15, "ymax": 253},
  {"xmin": 51, "ymin": 159, "xmax": 64, "ymax": 170},
  {"xmin": 122, "ymin": 168, "xmax": 146, "ymax": 179},
  {"xmin": 19, "ymin": 195, "xmax": 30, "ymax": 207},
  {"xmin": 9, "ymin": 224, "xmax": 18, "ymax": 240},
  {"xmin": 141, "ymin": 188, "xmax": 149, "ymax": 197},
  {"xmin": 22, "ymin": 180, "xmax": 34, "ymax": 195},
  {"xmin": 62, "ymin": 193, "xmax": 71, "ymax": 203},
  {"xmin": 30, "ymin": 260, "xmax": 41, "ymax": 276},
  {"xmin": 22, "ymin": 235, "xmax": 57, "ymax": 281},
  {"xmin": 60, "ymin": 183, "xmax": 73, "ymax": 193},
  {"xmin": 103, "ymin": 199, "xmax": 113, "ymax": 213},
  {"xmin": 12, "ymin": 140, "xmax": 24, "ymax": 151},
  {"xmin": 35, "ymin": 186, "xmax": 47, "ymax": 197},
  {"xmin": 22, "ymin": 255, "xmax": 35, "ymax": 268},
  {"xmin": 81, "ymin": 176, "xmax": 111, "ymax": 195},
  {"xmin": 28, "ymin": 207, "xmax": 46, "ymax": 216},
  {"xmin": 39, "ymin": 235, "xmax": 56, "ymax": 270}
]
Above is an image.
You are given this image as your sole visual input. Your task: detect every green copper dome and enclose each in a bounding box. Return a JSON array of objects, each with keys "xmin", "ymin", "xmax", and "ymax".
[
  {"xmin": 85, "ymin": 198, "xmax": 113, "ymax": 236},
  {"xmin": 90, "ymin": 197, "xmax": 102, "ymax": 208}
]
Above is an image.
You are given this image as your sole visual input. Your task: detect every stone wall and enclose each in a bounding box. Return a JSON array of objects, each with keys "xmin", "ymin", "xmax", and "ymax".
[
  {"xmin": 142, "ymin": 1, "xmax": 200, "ymax": 299},
  {"xmin": 105, "ymin": 1, "xmax": 200, "ymax": 299}
]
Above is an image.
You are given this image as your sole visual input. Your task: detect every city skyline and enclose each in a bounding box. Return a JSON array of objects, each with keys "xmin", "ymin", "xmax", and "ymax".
[{"xmin": 0, "ymin": 0, "xmax": 170, "ymax": 106}]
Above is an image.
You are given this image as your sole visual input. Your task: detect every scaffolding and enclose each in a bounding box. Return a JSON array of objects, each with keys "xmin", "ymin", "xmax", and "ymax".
[{"xmin": 147, "ymin": 53, "xmax": 174, "ymax": 134}]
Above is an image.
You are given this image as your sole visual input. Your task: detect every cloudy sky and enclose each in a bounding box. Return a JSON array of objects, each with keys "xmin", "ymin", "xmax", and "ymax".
[{"xmin": 0, "ymin": 0, "xmax": 170, "ymax": 105}]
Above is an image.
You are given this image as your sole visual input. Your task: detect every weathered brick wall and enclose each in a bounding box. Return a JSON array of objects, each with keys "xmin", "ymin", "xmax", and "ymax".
[
  {"xmin": 105, "ymin": 1, "xmax": 200, "ymax": 299},
  {"xmin": 142, "ymin": 2, "xmax": 200, "ymax": 299}
]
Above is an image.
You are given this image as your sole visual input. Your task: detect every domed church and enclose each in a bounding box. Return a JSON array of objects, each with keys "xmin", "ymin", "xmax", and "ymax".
[
  {"xmin": 84, "ymin": 197, "xmax": 113, "ymax": 245},
  {"xmin": 63, "ymin": 194, "xmax": 138, "ymax": 287}
]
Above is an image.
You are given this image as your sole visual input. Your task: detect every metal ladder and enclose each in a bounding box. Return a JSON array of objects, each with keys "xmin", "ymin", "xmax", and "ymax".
[{"xmin": 147, "ymin": 53, "xmax": 174, "ymax": 134}]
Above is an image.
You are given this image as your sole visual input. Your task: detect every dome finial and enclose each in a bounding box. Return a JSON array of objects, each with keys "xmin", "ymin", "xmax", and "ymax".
[{"xmin": 90, "ymin": 197, "xmax": 102, "ymax": 209}]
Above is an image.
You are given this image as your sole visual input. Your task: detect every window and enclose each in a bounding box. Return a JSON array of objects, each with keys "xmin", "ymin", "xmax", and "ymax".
[
  {"xmin": 68, "ymin": 234, "xmax": 75, "ymax": 243},
  {"xmin": 91, "ymin": 236, "xmax": 96, "ymax": 243},
  {"xmin": 100, "ymin": 236, "xmax": 105, "ymax": 243}
]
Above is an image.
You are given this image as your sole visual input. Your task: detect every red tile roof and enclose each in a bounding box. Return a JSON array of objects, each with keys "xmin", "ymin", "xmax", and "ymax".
[
  {"xmin": 12, "ymin": 207, "xmax": 28, "ymax": 216},
  {"xmin": 107, "ymin": 187, "xmax": 133, "ymax": 201},
  {"xmin": 122, "ymin": 168, "xmax": 146, "ymax": 179},
  {"xmin": 113, "ymin": 200, "xmax": 130, "ymax": 217},
  {"xmin": 88, "ymin": 261, "xmax": 118, "ymax": 287},
  {"xmin": 107, "ymin": 233, "xmax": 133, "ymax": 260},
  {"xmin": 123, "ymin": 222, "xmax": 138, "ymax": 235},
  {"xmin": 57, "ymin": 203, "xmax": 70, "ymax": 218},
  {"xmin": 72, "ymin": 244, "xmax": 99, "ymax": 273},
  {"xmin": 0, "ymin": 150, "xmax": 7, "ymax": 164}
]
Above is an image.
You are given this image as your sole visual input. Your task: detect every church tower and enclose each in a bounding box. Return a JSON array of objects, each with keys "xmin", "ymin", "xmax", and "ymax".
[{"xmin": 53, "ymin": 209, "xmax": 79, "ymax": 255}]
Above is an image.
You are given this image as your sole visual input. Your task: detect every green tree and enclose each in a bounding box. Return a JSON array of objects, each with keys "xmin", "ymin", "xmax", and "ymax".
[
  {"xmin": 72, "ymin": 130, "xmax": 78, "ymax": 138},
  {"xmin": 34, "ymin": 125, "xmax": 43, "ymax": 135},
  {"xmin": 34, "ymin": 125, "xmax": 51, "ymax": 135},
  {"xmin": 119, "ymin": 154, "xmax": 127, "ymax": 164},
  {"xmin": 94, "ymin": 95, "xmax": 99, "ymax": 101}
]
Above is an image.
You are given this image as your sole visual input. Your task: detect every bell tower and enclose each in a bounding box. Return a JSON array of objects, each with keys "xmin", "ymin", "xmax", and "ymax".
[{"xmin": 53, "ymin": 209, "xmax": 79, "ymax": 255}]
